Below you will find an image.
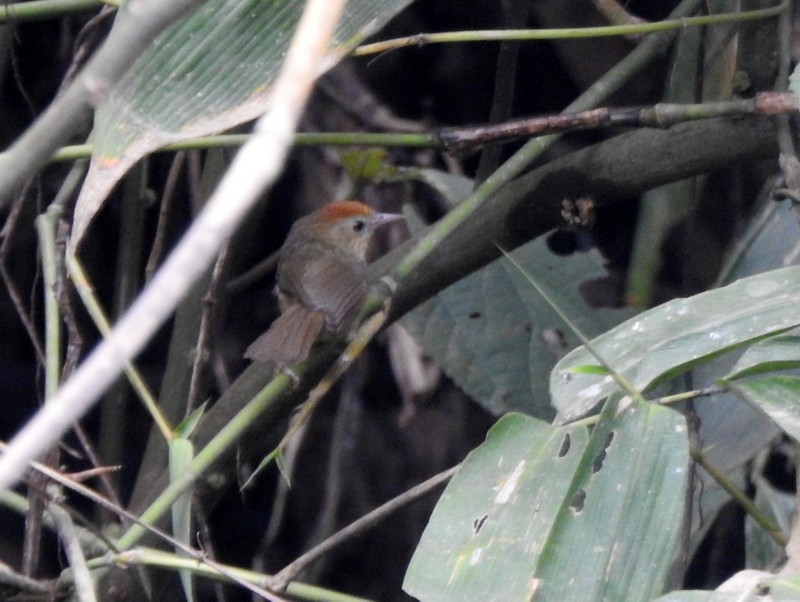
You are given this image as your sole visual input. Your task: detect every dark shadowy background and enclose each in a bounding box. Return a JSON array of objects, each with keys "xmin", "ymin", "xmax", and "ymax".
[{"xmin": 0, "ymin": 1, "xmax": 790, "ymax": 599}]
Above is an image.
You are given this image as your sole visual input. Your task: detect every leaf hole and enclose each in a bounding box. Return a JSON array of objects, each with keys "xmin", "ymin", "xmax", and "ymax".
[
  {"xmin": 592, "ymin": 431, "xmax": 615, "ymax": 474},
  {"xmin": 542, "ymin": 328, "xmax": 567, "ymax": 355},
  {"xmin": 558, "ymin": 433, "xmax": 571, "ymax": 457},
  {"xmin": 472, "ymin": 514, "xmax": 488, "ymax": 534},
  {"xmin": 570, "ymin": 489, "xmax": 586, "ymax": 513}
]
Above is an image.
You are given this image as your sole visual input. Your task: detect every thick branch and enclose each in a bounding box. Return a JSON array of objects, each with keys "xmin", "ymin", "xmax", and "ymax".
[{"xmin": 381, "ymin": 115, "xmax": 779, "ymax": 319}]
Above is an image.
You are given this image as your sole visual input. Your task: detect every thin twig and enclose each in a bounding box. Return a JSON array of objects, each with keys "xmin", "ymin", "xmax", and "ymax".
[
  {"xmin": 0, "ymin": 0, "xmax": 103, "ymax": 23},
  {"xmin": 270, "ymin": 465, "xmax": 458, "ymax": 592},
  {"xmin": 187, "ymin": 242, "xmax": 229, "ymax": 414},
  {"xmin": 0, "ymin": 559, "xmax": 53, "ymax": 595},
  {"xmin": 651, "ymin": 384, "xmax": 726, "ymax": 406},
  {"xmin": 145, "ymin": 152, "xmax": 185, "ymax": 283},
  {"xmin": 0, "ymin": 441, "xmax": 284, "ymax": 600},
  {"xmin": 0, "ymin": 183, "xmax": 47, "ymax": 365},
  {"xmin": 68, "ymin": 255, "xmax": 174, "ymax": 442},
  {"xmin": 240, "ymin": 310, "xmax": 389, "ymax": 491},
  {"xmin": 353, "ymin": 1, "xmax": 786, "ymax": 56},
  {"xmin": 691, "ymin": 446, "xmax": 788, "ymax": 546},
  {"xmin": 48, "ymin": 492, "xmax": 98, "ymax": 602},
  {"xmin": 225, "ymin": 250, "xmax": 280, "ymax": 296}
]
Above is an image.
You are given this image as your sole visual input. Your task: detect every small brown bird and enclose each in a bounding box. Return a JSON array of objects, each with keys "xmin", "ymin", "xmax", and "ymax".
[{"xmin": 245, "ymin": 200, "xmax": 403, "ymax": 367}]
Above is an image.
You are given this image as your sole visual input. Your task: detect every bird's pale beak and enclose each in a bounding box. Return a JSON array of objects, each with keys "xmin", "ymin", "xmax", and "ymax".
[{"xmin": 372, "ymin": 212, "xmax": 405, "ymax": 228}]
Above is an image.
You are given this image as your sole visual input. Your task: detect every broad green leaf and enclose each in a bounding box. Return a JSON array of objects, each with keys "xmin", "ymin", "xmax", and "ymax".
[
  {"xmin": 729, "ymin": 376, "xmax": 800, "ymax": 442},
  {"xmin": 725, "ymin": 333, "xmax": 800, "ymax": 380},
  {"xmin": 655, "ymin": 572, "xmax": 800, "ymax": 602},
  {"xmin": 402, "ymin": 236, "xmax": 634, "ymax": 418},
  {"xmin": 765, "ymin": 573, "xmax": 800, "ymax": 600},
  {"xmin": 682, "ymin": 198, "xmax": 800, "ymax": 555},
  {"xmin": 404, "ymin": 400, "xmax": 688, "ymax": 602},
  {"xmin": 745, "ymin": 474, "xmax": 792, "ymax": 570},
  {"xmin": 531, "ymin": 398, "xmax": 687, "ymax": 602},
  {"xmin": 552, "ymin": 266, "xmax": 800, "ymax": 424},
  {"xmin": 405, "ymin": 414, "xmax": 588, "ymax": 600},
  {"xmin": 72, "ymin": 0, "xmax": 414, "ymax": 244}
]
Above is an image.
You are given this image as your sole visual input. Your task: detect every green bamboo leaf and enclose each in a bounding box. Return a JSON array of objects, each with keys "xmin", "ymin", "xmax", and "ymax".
[
  {"xmin": 169, "ymin": 436, "xmax": 195, "ymax": 602},
  {"xmin": 552, "ymin": 266, "xmax": 800, "ymax": 424},
  {"xmin": 725, "ymin": 333, "xmax": 800, "ymax": 380},
  {"xmin": 72, "ymin": 0, "xmax": 414, "ymax": 244},
  {"xmin": 404, "ymin": 414, "xmax": 588, "ymax": 600},
  {"xmin": 745, "ymin": 475, "xmax": 793, "ymax": 570},
  {"xmin": 174, "ymin": 401, "xmax": 207, "ymax": 439},
  {"xmin": 728, "ymin": 376, "xmax": 800, "ymax": 442},
  {"xmin": 404, "ymin": 400, "xmax": 688, "ymax": 602},
  {"xmin": 655, "ymin": 573, "xmax": 800, "ymax": 601},
  {"xmin": 655, "ymin": 590, "xmax": 757, "ymax": 601},
  {"xmin": 764, "ymin": 573, "xmax": 800, "ymax": 600}
]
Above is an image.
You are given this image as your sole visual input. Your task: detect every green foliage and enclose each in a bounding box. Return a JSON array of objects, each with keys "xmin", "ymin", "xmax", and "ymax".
[
  {"xmin": 406, "ymin": 401, "xmax": 688, "ymax": 601},
  {"xmin": 403, "ymin": 236, "xmax": 634, "ymax": 418},
  {"xmin": 4, "ymin": 1, "xmax": 800, "ymax": 601},
  {"xmin": 552, "ymin": 266, "xmax": 800, "ymax": 424}
]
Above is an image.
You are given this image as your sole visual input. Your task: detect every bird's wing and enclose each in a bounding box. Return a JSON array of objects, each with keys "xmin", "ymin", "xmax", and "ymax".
[{"xmin": 284, "ymin": 255, "xmax": 367, "ymax": 331}]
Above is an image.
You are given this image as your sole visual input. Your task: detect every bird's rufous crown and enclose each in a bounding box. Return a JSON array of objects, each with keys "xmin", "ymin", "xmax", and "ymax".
[{"xmin": 317, "ymin": 200, "xmax": 374, "ymax": 222}]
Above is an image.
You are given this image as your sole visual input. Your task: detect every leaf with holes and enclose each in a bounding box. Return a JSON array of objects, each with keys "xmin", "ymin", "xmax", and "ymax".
[
  {"xmin": 654, "ymin": 572, "xmax": 800, "ymax": 601},
  {"xmin": 404, "ymin": 399, "xmax": 689, "ymax": 602},
  {"xmin": 552, "ymin": 265, "xmax": 800, "ymax": 424},
  {"xmin": 72, "ymin": 0, "xmax": 414, "ymax": 245}
]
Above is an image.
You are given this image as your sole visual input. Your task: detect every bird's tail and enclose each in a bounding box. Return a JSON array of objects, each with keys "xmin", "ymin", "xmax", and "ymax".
[{"xmin": 244, "ymin": 305, "xmax": 325, "ymax": 367}]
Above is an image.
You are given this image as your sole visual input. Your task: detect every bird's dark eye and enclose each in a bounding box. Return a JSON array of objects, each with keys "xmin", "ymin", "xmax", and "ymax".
[{"xmin": 352, "ymin": 219, "xmax": 367, "ymax": 233}]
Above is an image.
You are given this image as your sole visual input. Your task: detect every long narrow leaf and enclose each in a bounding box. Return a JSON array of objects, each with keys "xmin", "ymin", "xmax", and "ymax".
[
  {"xmin": 169, "ymin": 437, "xmax": 195, "ymax": 602},
  {"xmin": 729, "ymin": 376, "xmax": 800, "ymax": 442},
  {"xmin": 552, "ymin": 266, "xmax": 800, "ymax": 423}
]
